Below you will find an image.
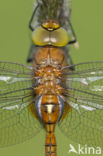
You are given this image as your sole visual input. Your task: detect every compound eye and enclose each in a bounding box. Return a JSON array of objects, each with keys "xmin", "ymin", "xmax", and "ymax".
[
  {"xmin": 32, "ymin": 26, "xmax": 69, "ymax": 47},
  {"xmin": 50, "ymin": 28, "xmax": 69, "ymax": 47},
  {"xmin": 32, "ymin": 27, "xmax": 49, "ymax": 46}
]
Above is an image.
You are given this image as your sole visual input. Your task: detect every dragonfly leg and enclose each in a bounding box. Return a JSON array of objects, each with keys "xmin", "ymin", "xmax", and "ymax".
[
  {"xmin": 68, "ymin": 21, "xmax": 77, "ymax": 45},
  {"xmin": 27, "ymin": 43, "xmax": 36, "ymax": 63},
  {"xmin": 63, "ymin": 47, "xmax": 75, "ymax": 70},
  {"xmin": 29, "ymin": 3, "xmax": 40, "ymax": 31}
]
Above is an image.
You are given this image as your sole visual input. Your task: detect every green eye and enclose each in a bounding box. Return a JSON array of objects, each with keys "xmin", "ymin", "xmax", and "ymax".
[
  {"xmin": 32, "ymin": 27, "xmax": 49, "ymax": 46},
  {"xmin": 51, "ymin": 28, "xmax": 69, "ymax": 47},
  {"xmin": 32, "ymin": 27, "xmax": 69, "ymax": 47}
]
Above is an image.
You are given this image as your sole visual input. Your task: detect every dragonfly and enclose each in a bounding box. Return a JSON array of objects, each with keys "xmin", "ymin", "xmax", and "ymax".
[{"xmin": 0, "ymin": 0, "xmax": 103, "ymax": 156}]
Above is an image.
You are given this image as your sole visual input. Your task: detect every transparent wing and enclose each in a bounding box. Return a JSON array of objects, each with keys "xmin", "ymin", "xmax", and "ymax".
[
  {"xmin": 0, "ymin": 62, "xmax": 42, "ymax": 147},
  {"xmin": 59, "ymin": 61, "xmax": 103, "ymax": 147}
]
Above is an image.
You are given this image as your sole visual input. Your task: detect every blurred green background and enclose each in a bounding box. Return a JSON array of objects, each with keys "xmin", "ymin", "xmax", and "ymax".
[{"xmin": 0, "ymin": 0, "xmax": 103, "ymax": 156}]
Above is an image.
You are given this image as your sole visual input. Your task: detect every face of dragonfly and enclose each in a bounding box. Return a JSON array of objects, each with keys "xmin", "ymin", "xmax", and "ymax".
[{"xmin": 0, "ymin": 61, "xmax": 103, "ymax": 148}]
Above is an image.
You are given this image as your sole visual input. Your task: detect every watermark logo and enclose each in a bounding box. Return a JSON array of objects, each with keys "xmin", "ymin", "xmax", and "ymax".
[{"xmin": 68, "ymin": 144, "xmax": 102, "ymax": 155}]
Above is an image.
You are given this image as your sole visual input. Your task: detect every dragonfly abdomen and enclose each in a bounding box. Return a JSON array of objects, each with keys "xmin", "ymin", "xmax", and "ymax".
[
  {"xmin": 45, "ymin": 123, "xmax": 56, "ymax": 156},
  {"xmin": 40, "ymin": 96, "xmax": 61, "ymax": 156}
]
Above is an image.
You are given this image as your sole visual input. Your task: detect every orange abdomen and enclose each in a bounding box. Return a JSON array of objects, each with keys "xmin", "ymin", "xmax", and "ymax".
[{"xmin": 31, "ymin": 47, "xmax": 70, "ymax": 156}]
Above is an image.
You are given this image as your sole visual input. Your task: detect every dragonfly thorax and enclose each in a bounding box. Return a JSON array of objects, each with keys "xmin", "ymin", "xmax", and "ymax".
[{"xmin": 35, "ymin": 65, "xmax": 63, "ymax": 95}]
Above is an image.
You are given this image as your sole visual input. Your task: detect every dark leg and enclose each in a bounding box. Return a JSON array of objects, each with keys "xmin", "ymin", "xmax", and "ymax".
[
  {"xmin": 27, "ymin": 42, "xmax": 36, "ymax": 63},
  {"xmin": 63, "ymin": 46, "xmax": 75, "ymax": 70},
  {"xmin": 68, "ymin": 21, "xmax": 77, "ymax": 45},
  {"xmin": 29, "ymin": 3, "xmax": 40, "ymax": 31}
]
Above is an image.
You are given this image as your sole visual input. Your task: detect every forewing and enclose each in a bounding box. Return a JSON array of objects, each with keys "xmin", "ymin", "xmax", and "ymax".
[
  {"xmin": 59, "ymin": 61, "xmax": 103, "ymax": 147},
  {"xmin": 0, "ymin": 62, "xmax": 42, "ymax": 147}
]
